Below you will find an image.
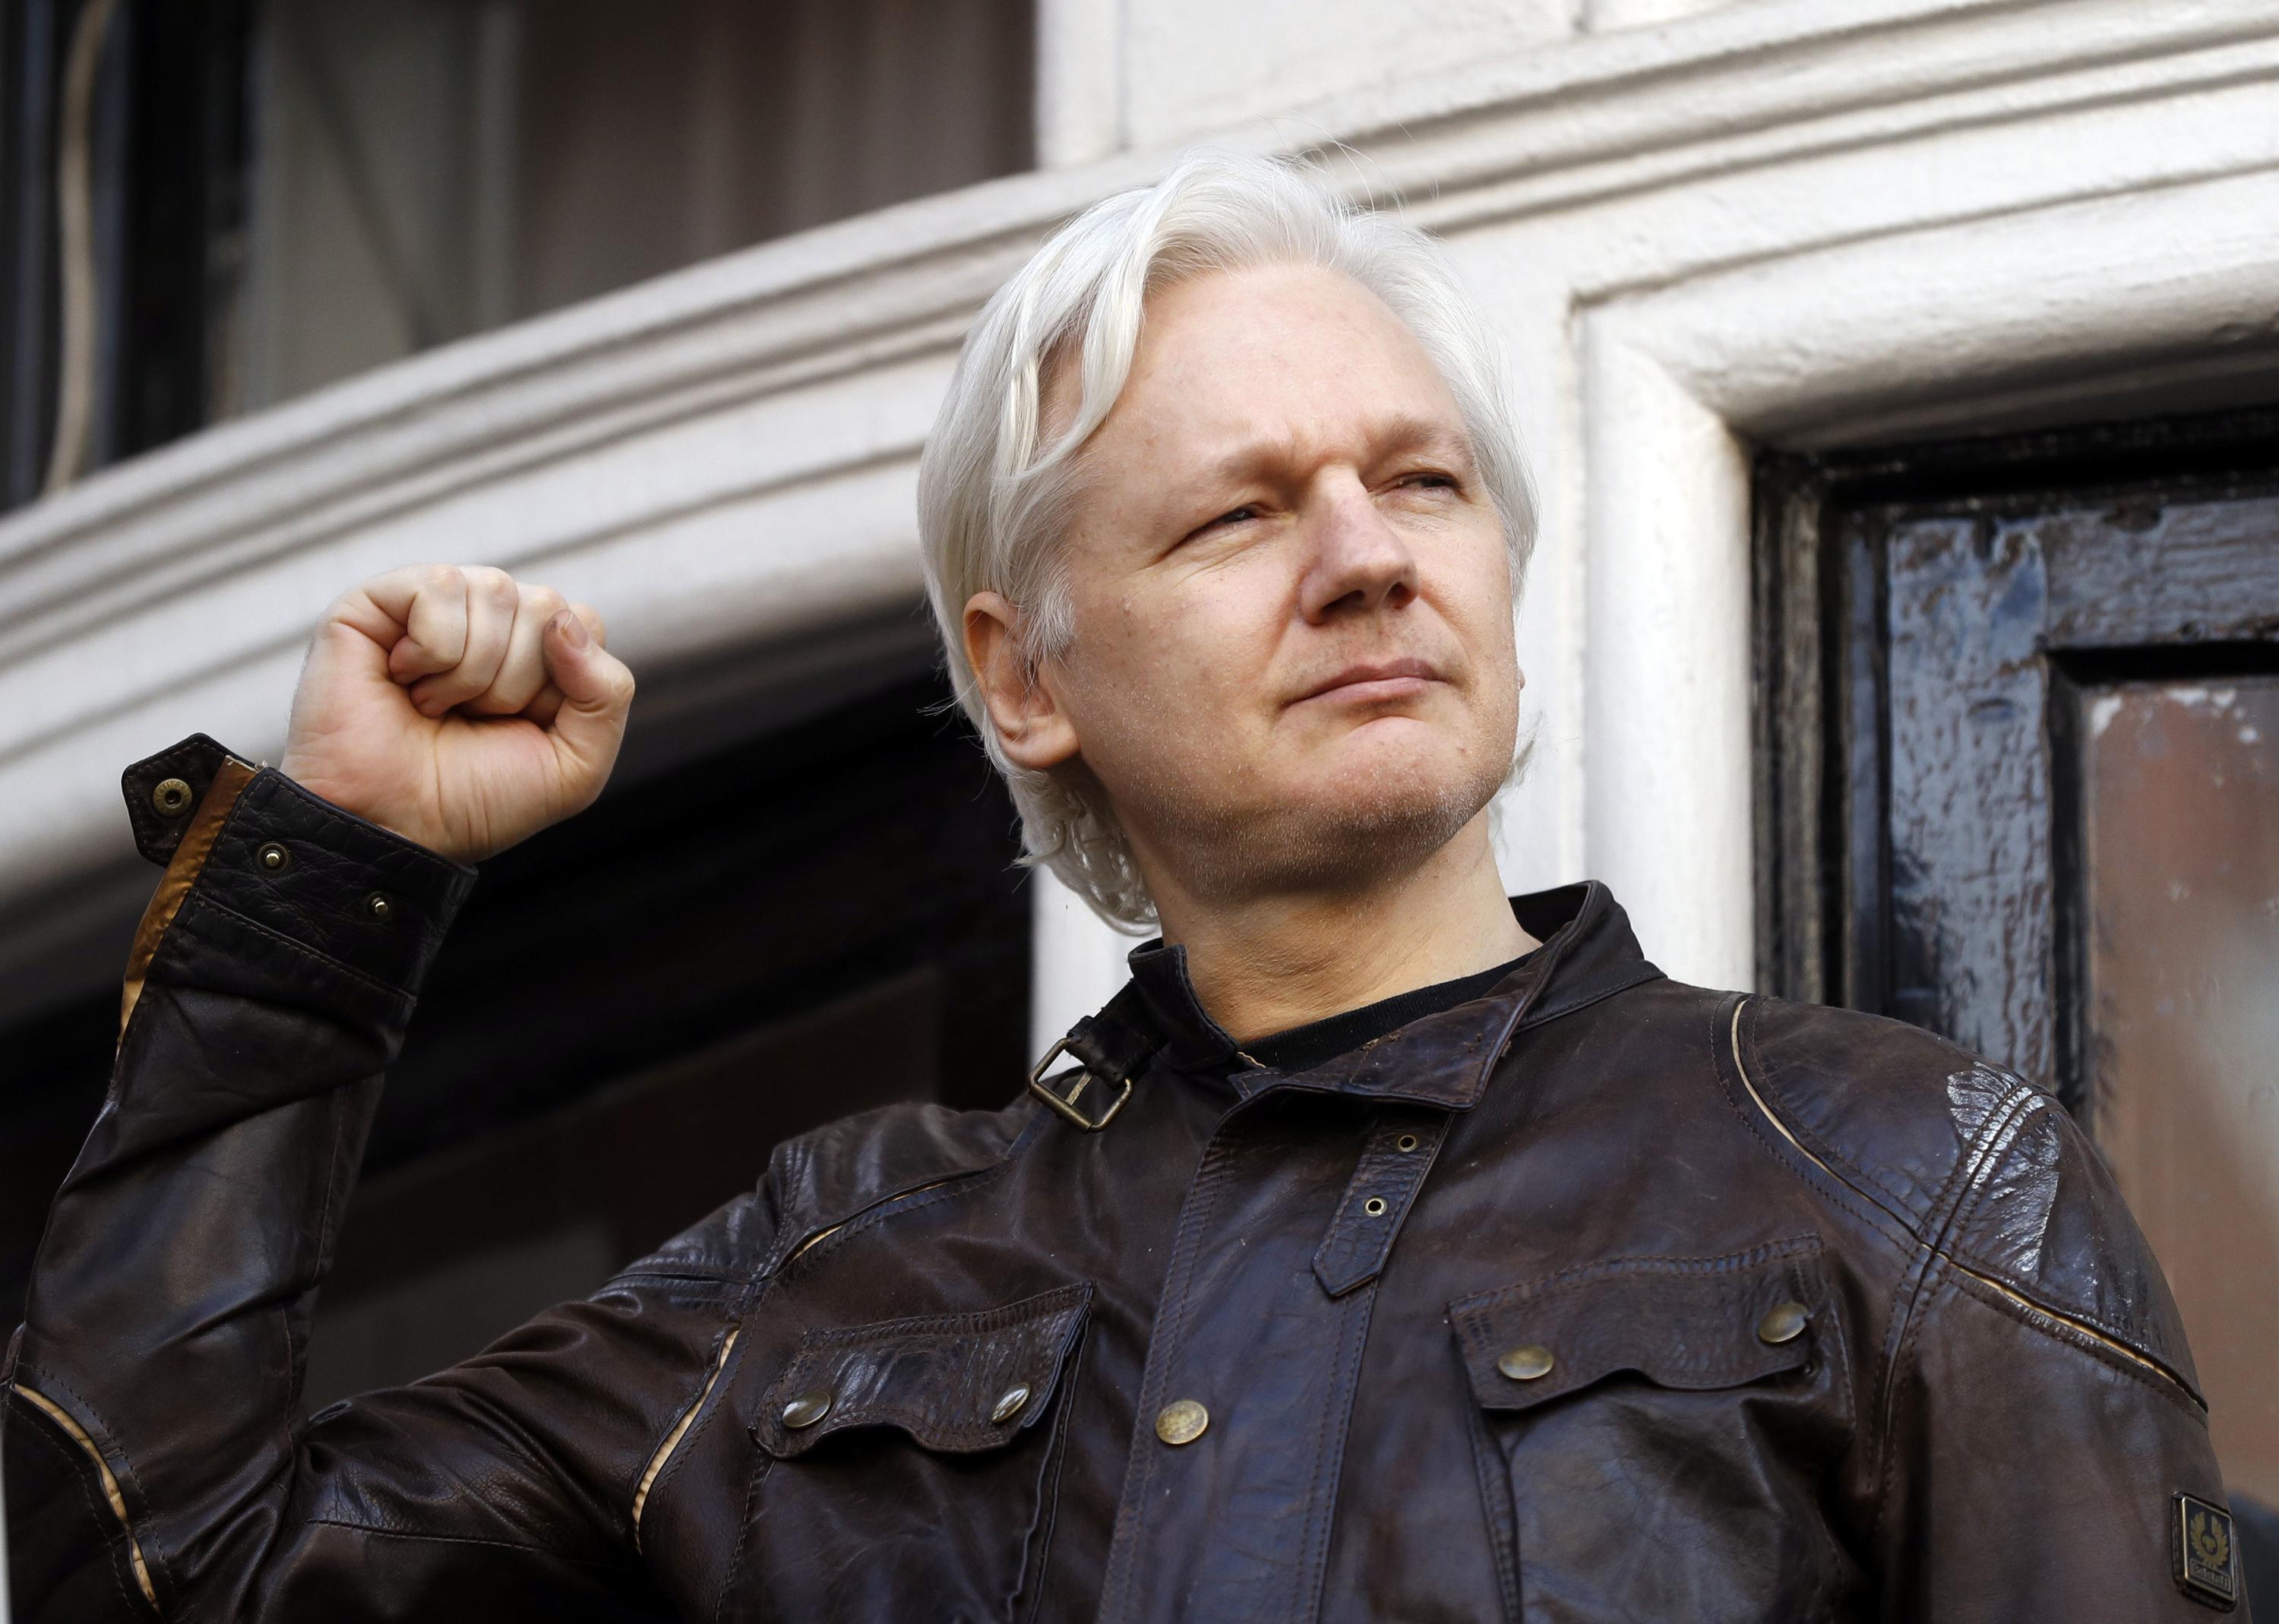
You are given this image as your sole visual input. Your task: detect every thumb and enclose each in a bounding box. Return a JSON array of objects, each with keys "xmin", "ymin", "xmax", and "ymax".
[{"xmin": 539, "ymin": 608, "xmax": 634, "ymax": 789}]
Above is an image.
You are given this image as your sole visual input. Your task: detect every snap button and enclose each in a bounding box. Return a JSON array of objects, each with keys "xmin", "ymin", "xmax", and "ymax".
[
  {"xmin": 151, "ymin": 777, "xmax": 193, "ymax": 817},
  {"xmin": 1756, "ymin": 1300, "xmax": 1810, "ymax": 1345},
  {"xmin": 363, "ymin": 891, "xmax": 394, "ymax": 922},
  {"xmin": 1363, "ymin": 1196, "xmax": 1388, "ymax": 1217},
  {"xmin": 1394, "ymin": 1133, "xmax": 1420, "ymax": 1153},
  {"xmin": 781, "ymin": 1389, "xmax": 833, "ymax": 1430},
  {"xmin": 991, "ymin": 1384, "xmax": 1032, "ymax": 1424},
  {"xmin": 1155, "ymin": 1399, "xmax": 1209, "ymax": 1445},
  {"xmin": 257, "ymin": 842, "xmax": 290, "ymax": 874},
  {"xmin": 1497, "ymin": 1344, "xmax": 1554, "ymax": 1381}
]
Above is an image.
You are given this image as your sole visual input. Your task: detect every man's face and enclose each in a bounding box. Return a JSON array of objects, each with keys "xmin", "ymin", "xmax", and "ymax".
[{"xmin": 1010, "ymin": 261, "xmax": 1521, "ymax": 909}]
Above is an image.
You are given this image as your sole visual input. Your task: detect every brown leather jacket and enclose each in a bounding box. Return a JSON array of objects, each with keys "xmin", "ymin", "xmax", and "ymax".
[{"xmin": 3, "ymin": 735, "xmax": 2249, "ymax": 1621}]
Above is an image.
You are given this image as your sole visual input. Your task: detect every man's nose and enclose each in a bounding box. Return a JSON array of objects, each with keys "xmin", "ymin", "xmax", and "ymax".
[{"xmin": 1296, "ymin": 477, "xmax": 1421, "ymax": 622}]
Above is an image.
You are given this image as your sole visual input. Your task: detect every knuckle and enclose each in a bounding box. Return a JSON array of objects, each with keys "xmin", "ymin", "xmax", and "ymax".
[{"xmin": 422, "ymin": 562, "xmax": 461, "ymax": 594}]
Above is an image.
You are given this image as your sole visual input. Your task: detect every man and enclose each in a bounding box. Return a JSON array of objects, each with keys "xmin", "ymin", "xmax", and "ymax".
[{"xmin": 2, "ymin": 149, "xmax": 2244, "ymax": 1622}]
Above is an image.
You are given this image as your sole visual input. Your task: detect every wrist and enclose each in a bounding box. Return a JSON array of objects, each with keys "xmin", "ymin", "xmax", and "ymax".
[{"xmin": 271, "ymin": 763, "xmax": 456, "ymax": 866}]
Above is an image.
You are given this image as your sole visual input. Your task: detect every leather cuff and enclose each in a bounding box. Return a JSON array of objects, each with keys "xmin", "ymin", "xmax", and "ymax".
[
  {"xmin": 121, "ymin": 734, "xmax": 479, "ymax": 997},
  {"xmin": 121, "ymin": 731, "xmax": 239, "ymax": 866}
]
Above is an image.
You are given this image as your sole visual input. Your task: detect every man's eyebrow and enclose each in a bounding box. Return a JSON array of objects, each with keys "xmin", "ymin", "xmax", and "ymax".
[{"xmin": 1196, "ymin": 413, "xmax": 1477, "ymax": 486}]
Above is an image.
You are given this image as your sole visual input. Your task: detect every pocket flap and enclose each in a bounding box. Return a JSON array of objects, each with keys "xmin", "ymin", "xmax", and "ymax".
[
  {"xmin": 1450, "ymin": 1238, "xmax": 1827, "ymax": 1414},
  {"xmin": 753, "ymin": 1282, "xmax": 1091, "ymax": 1458}
]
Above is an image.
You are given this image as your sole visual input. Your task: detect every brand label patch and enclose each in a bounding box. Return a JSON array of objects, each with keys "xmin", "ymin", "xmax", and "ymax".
[{"xmin": 2173, "ymin": 1492, "xmax": 2239, "ymax": 1610}]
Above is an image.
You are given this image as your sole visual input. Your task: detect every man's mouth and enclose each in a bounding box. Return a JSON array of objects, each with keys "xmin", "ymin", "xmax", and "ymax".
[{"xmin": 1293, "ymin": 656, "xmax": 1443, "ymax": 706}]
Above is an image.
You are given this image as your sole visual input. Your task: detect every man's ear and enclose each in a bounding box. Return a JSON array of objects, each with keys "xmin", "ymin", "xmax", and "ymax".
[{"xmin": 963, "ymin": 591, "xmax": 1081, "ymax": 770}]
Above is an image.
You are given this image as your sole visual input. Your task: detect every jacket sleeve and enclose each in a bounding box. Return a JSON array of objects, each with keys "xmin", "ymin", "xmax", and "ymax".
[
  {"xmin": 2, "ymin": 736, "xmax": 759, "ymax": 1622},
  {"xmin": 1877, "ymin": 1076, "xmax": 2250, "ymax": 1619}
]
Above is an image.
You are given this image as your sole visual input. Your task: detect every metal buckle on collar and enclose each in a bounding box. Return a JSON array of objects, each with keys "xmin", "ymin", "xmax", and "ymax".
[{"xmin": 1028, "ymin": 1036, "xmax": 1133, "ymax": 1132}]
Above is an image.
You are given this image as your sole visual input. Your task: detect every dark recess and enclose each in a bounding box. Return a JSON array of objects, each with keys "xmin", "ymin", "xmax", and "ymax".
[{"xmin": 0, "ymin": 669, "xmax": 1035, "ymax": 1360}]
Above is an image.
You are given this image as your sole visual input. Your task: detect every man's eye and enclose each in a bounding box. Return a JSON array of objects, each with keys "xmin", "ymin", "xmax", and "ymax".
[
  {"xmin": 1399, "ymin": 472, "xmax": 1458, "ymax": 491},
  {"xmin": 1199, "ymin": 505, "xmax": 1257, "ymax": 533}
]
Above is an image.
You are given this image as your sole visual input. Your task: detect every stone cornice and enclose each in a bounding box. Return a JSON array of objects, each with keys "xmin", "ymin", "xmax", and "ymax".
[{"xmin": 8, "ymin": 0, "xmax": 2269, "ymax": 622}]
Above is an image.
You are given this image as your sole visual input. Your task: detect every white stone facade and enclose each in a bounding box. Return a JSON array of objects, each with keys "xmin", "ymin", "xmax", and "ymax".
[{"xmin": 3, "ymin": 0, "xmax": 2275, "ymax": 1057}]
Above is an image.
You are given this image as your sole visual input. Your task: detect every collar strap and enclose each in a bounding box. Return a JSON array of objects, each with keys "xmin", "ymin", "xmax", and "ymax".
[{"xmin": 1029, "ymin": 987, "xmax": 1162, "ymax": 1132}]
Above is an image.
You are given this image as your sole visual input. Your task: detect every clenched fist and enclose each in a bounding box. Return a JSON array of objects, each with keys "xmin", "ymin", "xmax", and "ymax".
[{"xmin": 278, "ymin": 564, "xmax": 635, "ymax": 863}]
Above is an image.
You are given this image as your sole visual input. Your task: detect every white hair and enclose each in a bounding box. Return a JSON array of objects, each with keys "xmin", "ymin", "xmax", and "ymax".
[{"xmin": 915, "ymin": 144, "xmax": 1538, "ymax": 931}]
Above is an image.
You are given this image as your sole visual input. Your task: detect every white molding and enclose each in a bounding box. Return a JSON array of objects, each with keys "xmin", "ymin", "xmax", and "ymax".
[
  {"xmin": 1605, "ymin": 168, "xmax": 2279, "ymax": 442},
  {"xmin": 1579, "ymin": 330, "xmax": 1756, "ymax": 991},
  {"xmin": 6, "ymin": 0, "xmax": 2278, "ymax": 1033},
  {"xmin": 1569, "ymin": 166, "xmax": 2279, "ymax": 988},
  {"xmin": 1035, "ymin": 0, "xmax": 1124, "ymax": 168}
]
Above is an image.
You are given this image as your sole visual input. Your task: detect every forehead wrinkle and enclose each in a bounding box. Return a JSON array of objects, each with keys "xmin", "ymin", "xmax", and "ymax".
[{"xmin": 1196, "ymin": 409, "xmax": 1478, "ymax": 488}]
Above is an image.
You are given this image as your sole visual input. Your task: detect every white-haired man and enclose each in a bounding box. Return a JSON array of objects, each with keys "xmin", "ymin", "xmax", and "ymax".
[{"xmin": 4, "ymin": 150, "xmax": 2241, "ymax": 1622}]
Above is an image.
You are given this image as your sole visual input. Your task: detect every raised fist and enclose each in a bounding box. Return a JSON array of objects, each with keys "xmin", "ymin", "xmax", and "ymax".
[{"xmin": 278, "ymin": 564, "xmax": 636, "ymax": 863}]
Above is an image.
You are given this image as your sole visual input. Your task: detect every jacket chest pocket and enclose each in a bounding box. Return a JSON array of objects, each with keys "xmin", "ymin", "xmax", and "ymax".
[
  {"xmin": 729, "ymin": 1282, "xmax": 1091, "ymax": 1624},
  {"xmin": 1451, "ymin": 1239, "xmax": 1852, "ymax": 1624}
]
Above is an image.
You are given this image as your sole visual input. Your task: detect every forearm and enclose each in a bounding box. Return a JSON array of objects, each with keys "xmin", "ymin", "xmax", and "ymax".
[{"xmin": 5, "ymin": 735, "xmax": 476, "ymax": 1617}]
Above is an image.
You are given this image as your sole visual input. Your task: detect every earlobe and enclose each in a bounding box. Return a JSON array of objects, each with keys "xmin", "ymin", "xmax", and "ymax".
[{"xmin": 963, "ymin": 591, "xmax": 1081, "ymax": 770}]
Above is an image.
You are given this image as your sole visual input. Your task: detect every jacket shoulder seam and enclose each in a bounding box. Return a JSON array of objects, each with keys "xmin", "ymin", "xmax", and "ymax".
[
  {"xmin": 1930, "ymin": 1089, "xmax": 2202, "ymax": 1404},
  {"xmin": 1710, "ymin": 997, "xmax": 1922, "ymax": 1256},
  {"xmin": 1930, "ymin": 1254, "xmax": 2207, "ymax": 1415},
  {"xmin": 1735, "ymin": 997, "xmax": 1947, "ymax": 1236}
]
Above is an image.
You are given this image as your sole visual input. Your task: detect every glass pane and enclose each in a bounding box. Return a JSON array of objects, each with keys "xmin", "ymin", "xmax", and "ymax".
[{"xmin": 2081, "ymin": 675, "xmax": 2279, "ymax": 1504}]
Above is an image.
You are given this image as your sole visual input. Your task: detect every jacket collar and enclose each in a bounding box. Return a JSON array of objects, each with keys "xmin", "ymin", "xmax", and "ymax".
[{"xmin": 1095, "ymin": 880, "xmax": 1663, "ymax": 1112}]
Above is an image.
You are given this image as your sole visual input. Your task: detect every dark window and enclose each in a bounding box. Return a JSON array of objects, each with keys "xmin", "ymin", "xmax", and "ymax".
[
  {"xmin": 1, "ymin": 0, "xmax": 1035, "ymax": 508},
  {"xmin": 2, "ymin": 0, "xmax": 258, "ymax": 505}
]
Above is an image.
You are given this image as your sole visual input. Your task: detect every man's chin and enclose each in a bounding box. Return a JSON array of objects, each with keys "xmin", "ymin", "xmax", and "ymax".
[
  {"xmin": 1112, "ymin": 728, "xmax": 1513, "ymax": 902},
  {"xmin": 1205, "ymin": 768, "xmax": 1498, "ymax": 897},
  {"xmin": 1310, "ymin": 780, "xmax": 1485, "ymax": 847},
  {"xmin": 1299, "ymin": 730, "xmax": 1497, "ymax": 820}
]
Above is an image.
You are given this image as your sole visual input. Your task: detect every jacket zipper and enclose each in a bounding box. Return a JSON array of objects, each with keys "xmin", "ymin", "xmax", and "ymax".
[
  {"xmin": 629, "ymin": 1171, "xmax": 975, "ymax": 1540},
  {"xmin": 12, "ymin": 1380, "xmax": 160, "ymax": 1610},
  {"xmin": 631, "ymin": 1326, "xmax": 739, "ymax": 1546},
  {"xmin": 785, "ymin": 1173, "xmax": 968, "ymax": 1266},
  {"xmin": 1724, "ymin": 999, "xmax": 2199, "ymax": 1408}
]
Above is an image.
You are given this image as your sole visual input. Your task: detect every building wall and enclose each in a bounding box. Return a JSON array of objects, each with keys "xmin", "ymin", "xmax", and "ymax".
[
  {"xmin": 1040, "ymin": 0, "xmax": 1569, "ymax": 165},
  {"xmin": 2, "ymin": 0, "xmax": 2276, "ymax": 1061}
]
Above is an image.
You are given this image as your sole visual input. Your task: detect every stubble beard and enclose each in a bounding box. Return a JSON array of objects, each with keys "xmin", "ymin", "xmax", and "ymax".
[{"xmin": 1128, "ymin": 722, "xmax": 1521, "ymax": 909}]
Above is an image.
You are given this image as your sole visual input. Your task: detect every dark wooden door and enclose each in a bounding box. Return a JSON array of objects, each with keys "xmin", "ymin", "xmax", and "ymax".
[{"xmin": 1758, "ymin": 409, "xmax": 2279, "ymax": 1594}]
